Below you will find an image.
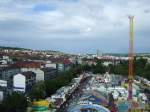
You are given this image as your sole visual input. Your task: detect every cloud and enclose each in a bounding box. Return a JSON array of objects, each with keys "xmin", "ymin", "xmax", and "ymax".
[{"xmin": 0, "ymin": 0, "xmax": 150, "ymax": 53}]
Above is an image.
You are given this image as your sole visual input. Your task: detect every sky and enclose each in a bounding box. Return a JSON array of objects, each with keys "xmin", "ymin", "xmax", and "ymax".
[{"xmin": 0, "ymin": 0, "xmax": 150, "ymax": 54}]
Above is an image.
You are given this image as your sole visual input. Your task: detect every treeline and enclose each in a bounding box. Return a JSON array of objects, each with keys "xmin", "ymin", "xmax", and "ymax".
[
  {"xmin": 81, "ymin": 61, "xmax": 106, "ymax": 74},
  {"xmin": 0, "ymin": 46, "xmax": 30, "ymax": 50},
  {"xmin": 80, "ymin": 57, "xmax": 150, "ymax": 80},
  {"xmin": 108, "ymin": 57, "xmax": 150, "ymax": 80}
]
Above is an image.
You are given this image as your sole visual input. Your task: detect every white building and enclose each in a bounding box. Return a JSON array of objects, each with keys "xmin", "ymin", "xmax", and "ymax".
[
  {"xmin": 13, "ymin": 74, "xmax": 26, "ymax": 92},
  {"xmin": 13, "ymin": 72, "xmax": 36, "ymax": 92}
]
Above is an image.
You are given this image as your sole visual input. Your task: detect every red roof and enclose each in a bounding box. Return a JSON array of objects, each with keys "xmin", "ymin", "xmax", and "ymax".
[
  {"xmin": 12, "ymin": 61, "xmax": 41, "ymax": 68},
  {"xmin": 49, "ymin": 57, "xmax": 72, "ymax": 65}
]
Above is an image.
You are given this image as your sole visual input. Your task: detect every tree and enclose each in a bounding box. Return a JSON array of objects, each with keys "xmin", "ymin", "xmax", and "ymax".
[
  {"xmin": 114, "ymin": 61, "xmax": 128, "ymax": 76},
  {"xmin": 1, "ymin": 92, "xmax": 27, "ymax": 112},
  {"xmin": 29, "ymin": 81, "xmax": 46, "ymax": 101},
  {"xmin": 108, "ymin": 64, "xmax": 115, "ymax": 73},
  {"xmin": 143, "ymin": 64, "xmax": 150, "ymax": 80},
  {"xmin": 134, "ymin": 57, "xmax": 147, "ymax": 76},
  {"xmin": 81, "ymin": 64, "xmax": 92, "ymax": 72},
  {"xmin": 45, "ymin": 67, "xmax": 80, "ymax": 96},
  {"xmin": 106, "ymin": 57, "xmax": 150, "ymax": 80},
  {"xmin": 93, "ymin": 61, "xmax": 106, "ymax": 74}
]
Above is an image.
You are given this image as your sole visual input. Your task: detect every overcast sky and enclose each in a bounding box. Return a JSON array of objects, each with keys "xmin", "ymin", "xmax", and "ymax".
[{"xmin": 0, "ymin": 0, "xmax": 150, "ymax": 54}]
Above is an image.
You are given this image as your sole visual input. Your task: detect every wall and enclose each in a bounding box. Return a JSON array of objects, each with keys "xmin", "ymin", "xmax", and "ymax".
[{"xmin": 21, "ymin": 68, "xmax": 44, "ymax": 82}]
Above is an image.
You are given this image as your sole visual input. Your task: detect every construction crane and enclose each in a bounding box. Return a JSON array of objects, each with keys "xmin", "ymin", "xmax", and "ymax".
[{"xmin": 128, "ymin": 16, "xmax": 134, "ymax": 101}]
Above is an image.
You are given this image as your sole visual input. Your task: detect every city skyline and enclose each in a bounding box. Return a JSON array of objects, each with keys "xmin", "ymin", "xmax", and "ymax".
[{"xmin": 0, "ymin": 0, "xmax": 150, "ymax": 53}]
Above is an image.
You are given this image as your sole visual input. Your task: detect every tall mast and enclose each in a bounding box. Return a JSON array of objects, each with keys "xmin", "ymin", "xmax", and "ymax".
[{"xmin": 128, "ymin": 16, "xmax": 134, "ymax": 101}]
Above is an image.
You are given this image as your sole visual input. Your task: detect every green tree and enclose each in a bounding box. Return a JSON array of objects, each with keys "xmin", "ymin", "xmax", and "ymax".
[
  {"xmin": 134, "ymin": 57, "xmax": 147, "ymax": 76},
  {"xmin": 143, "ymin": 64, "xmax": 150, "ymax": 80},
  {"xmin": 1, "ymin": 92, "xmax": 27, "ymax": 112},
  {"xmin": 114, "ymin": 61, "xmax": 128, "ymax": 75},
  {"xmin": 29, "ymin": 81, "xmax": 46, "ymax": 101},
  {"xmin": 81, "ymin": 64, "xmax": 92, "ymax": 72},
  {"xmin": 45, "ymin": 67, "xmax": 79, "ymax": 96},
  {"xmin": 108, "ymin": 64, "xmax": 115, "ymax": 73},
  {"xmin": 93, "ymin": 61, "xmax": 106, "ymax": 74},
  {"xmin": 106, "ymin": 57, "xmax": 150, "ymax": 80}
]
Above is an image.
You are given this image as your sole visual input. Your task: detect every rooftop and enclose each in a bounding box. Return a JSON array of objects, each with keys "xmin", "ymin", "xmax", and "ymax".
[{"xmin": 12, "ymin": 61, "xmax": 41, "ymax": 68}]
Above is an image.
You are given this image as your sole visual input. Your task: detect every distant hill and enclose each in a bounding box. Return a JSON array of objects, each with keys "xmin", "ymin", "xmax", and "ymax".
[
  {"xmin": 105, "ymin": 53, "xmax": 150, "ymax": 57},
  {"xmin": 0, "ymin": 46, "xmax": 64, "ymax": 54},
  {"xmin": 0, "ymin": 46, "xmax": 30, "ymax": 50},
  {"xmin": 43, "ymin": 50, "xmax": 65, "ymax": 55},
  {"xmin": 105, "ymin": 53, "xmax": 128, "ymax": 57}
]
